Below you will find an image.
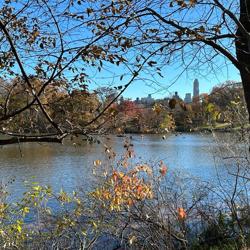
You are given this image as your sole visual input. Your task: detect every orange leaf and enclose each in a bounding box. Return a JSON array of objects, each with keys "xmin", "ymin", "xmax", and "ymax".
[
  {"xmin": 137, "ymin": 185, "xmax": 143, "ymax": 193},
  {"xmin": 93, "ymin": 159, "xmax": 102, "ymax": 166},
  {"xmin": 159, "ymin": 161, "xmax": 168, "ymax": 176},
  {"xmin": 177, "ymin": 207, "xmax": 186, "ymax": 219}
]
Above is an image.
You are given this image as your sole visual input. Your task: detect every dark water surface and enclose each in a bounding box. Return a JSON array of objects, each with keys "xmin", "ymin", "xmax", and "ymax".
[{"xmin": 0, "ymin": 133, "xmax": 237, "ymax": 200}]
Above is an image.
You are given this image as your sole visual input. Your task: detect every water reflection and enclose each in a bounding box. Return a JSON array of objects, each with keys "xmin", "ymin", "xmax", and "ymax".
[{"xmin": 0, "ymin": 133, "xmax": 237, "ymax": 200}]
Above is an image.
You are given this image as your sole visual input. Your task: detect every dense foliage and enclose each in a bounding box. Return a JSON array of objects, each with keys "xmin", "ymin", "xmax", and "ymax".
[{"xmin": 0, "ymin": 77, "xmax": 248, "ymax": 137}]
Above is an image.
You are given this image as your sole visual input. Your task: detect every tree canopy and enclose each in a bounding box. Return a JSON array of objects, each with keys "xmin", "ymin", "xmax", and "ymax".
[{"xmin": 0, "ymin": 0, "xmax": 249, "ymax": 142}]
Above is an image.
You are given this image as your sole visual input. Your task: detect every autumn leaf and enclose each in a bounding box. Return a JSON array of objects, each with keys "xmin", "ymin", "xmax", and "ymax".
[
  {"xmin": 93, "ymin": 159, "xmax": 102, "ymax": 166},
  {"xmin": 137, "ymin": 185, "xmax": 143, "ymax": 193},
  {"xmin": 129, "ymin": 235, "xmax": 136, "ymax": 245},
  {"xmin": 86, "ymin": 8, "xmax": 93, "ymax": 16},
  {"xmin": 177, "ymin": 207, "xmax": 186, "ymax": 219},
  {"xmin": 159, "ymin": 161, "xmax": 167, "ymax": 176},
  {"xmin": 189, "ymin": 0, "xmax": 197, "ymax": 7}
]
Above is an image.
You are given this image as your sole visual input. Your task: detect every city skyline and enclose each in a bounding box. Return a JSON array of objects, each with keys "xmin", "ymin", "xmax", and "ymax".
[
  {"xmin": 119, "ymin": 62, "xmax": 241, "ymax": 101},
  {"xmin": 131, "ymin": 78, "xmax": 202, "ymax": 102}
]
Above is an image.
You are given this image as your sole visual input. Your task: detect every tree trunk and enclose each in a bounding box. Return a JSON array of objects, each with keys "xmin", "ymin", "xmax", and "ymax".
[
  {"xmin": 239, "ymin": 69, "xmax": 250, "ymax": 121},
  {"xmin": 236, "ymin": 0, "xmax": 250, "ymax": 122}
]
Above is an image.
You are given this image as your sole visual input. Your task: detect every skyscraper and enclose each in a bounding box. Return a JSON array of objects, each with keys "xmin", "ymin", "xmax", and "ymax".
[
  {"xmin": 184, "ymin": 93, "xmax": 192, "ymax": 103},
  {"xmin": 193, "ymin": 79, "xmax": 199, "ymax": 99}
]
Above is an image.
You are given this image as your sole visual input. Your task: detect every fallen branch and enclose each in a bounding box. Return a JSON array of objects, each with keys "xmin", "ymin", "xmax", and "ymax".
[{"xmin": 0, "ymin": 136, "xmax": 64, "ymax": 145}]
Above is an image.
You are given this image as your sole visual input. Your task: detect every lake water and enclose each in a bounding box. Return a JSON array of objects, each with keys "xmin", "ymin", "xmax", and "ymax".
[{"xmin": 0, "ymin": 133, "xmax": 242, "ymax": 200}]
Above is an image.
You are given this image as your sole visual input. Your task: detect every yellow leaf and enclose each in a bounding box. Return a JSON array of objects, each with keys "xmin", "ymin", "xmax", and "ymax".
[
  {"xmin": 92, "ymin": 221, "xmax": 98, "ymax": 229},
  {"xmin": 93, "ymin": 159, "xmax": 102, "ymax": 166},
  {"xmin": 129, "ymin": 235, "xmax": 136, "ymax": 245}
]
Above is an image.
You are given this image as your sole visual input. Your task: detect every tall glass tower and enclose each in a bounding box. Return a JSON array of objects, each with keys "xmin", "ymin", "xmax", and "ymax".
[{"xmin": 193, "ymin": 79, "xmax": 199, "ymax": 98}]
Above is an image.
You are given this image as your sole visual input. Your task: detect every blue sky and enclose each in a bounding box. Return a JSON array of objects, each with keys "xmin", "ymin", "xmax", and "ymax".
[
  {"xmin": 88, "ymin": 58, "xmax": 241, "ymax": 101},
  {"xmin": 123, "ymin": 64, "xmax": 241, "ymax": 100}
]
